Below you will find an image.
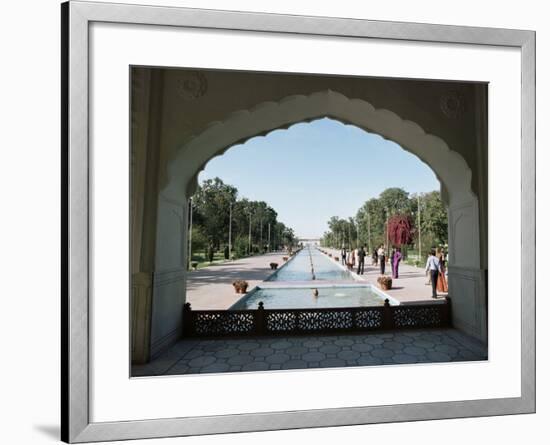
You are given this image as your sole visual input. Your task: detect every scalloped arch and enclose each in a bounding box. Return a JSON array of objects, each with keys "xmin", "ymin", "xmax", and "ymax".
[{"xmin": 163, "ymin": 90, "xmax": 475, "ymax": 207}]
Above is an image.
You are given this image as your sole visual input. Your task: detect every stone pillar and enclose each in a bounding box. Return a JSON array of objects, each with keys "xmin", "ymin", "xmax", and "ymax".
[
  {"xmin": 131, "ymin": 68, "xmax": 164, "ymax": 364},
  {"xmin": 131, "ymin": 68, "xmax": 193, "ymax": 363},
  {"xmin": 148, "ymin": 195, "xmax": 188, "ymax": 359},
  {"xmin": 131, "ymin": 272, "xmax": 153, "ymax": 363},
  {"xmin": 448, "ymin": 196, "xmax": 487, "ymax": 343}
]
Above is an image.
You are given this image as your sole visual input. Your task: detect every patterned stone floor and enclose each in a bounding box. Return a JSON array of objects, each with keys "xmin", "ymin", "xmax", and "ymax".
[{"xmin": 132, "ymin": 328, "xmax": 487, "ymax": 377}]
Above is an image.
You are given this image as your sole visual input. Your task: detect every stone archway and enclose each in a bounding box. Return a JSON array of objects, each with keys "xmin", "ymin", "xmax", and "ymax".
[
  {"xmin": 141, "ymin": 90, "xmax": 485, "ymax": 362},
  {"xmin": 165, "ymin": 90, "xmax": 474, "ymax": 207},
  {"xmin": 164, "ymin": 90, "xmax": 479, "ymax": 267}
]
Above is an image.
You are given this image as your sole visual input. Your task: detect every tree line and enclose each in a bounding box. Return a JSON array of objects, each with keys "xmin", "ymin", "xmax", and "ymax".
[
  {"xmin": 189, "ymin": 177, "xmax": 297, "ymax": 263},
  {"xmin": 321, "ymin": 187, "xmax": 448, "ymax": 258}
]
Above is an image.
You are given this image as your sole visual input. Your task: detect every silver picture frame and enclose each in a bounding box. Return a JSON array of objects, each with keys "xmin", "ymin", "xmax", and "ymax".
[{"xmin": 61, "ymin": 1, "xmax": 535, "ymax": 442}]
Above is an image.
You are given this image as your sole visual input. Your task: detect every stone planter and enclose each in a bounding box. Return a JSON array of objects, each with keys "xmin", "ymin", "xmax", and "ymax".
[
  {"xmin": 191, "ymin": 262, "xmax": 198, "ymax": 270},
  {"xmin": 283, "ymin": 256, "xmax": 288, "ymax": 261},
  {"xmin": 270, "ymin": 262, "xmax": 278, "ymax": 270},
  {"xmin": 377, "ymin": 276, "xmax": 392, "ymax": 290},
  {"xmin": 232, "ymin": 280, "xmax": 249, "ymax": 294}
]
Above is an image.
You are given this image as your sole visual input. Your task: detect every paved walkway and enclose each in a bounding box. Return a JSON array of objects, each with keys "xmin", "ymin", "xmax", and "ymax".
[
  {"xmin": 186, "ymin": 251, "xmax": 290, "ymax": 309},
  {"xmin": 323, "ymin": 247, "xmax": 448, "ymax": 304},
  {"xmin": 133, "ymin": 328, "xmax": 487, "ymax": 376}
]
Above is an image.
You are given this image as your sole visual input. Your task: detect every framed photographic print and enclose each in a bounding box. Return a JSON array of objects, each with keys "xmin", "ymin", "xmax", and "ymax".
[{"xmin": 62, "ymin": 1, "xmax": 535, "ymax": 442}]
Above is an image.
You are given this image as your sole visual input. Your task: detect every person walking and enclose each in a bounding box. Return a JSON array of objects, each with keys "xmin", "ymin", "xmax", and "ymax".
[
  {"xmin": 378, "ymin": 245, "xmax": 386, "ymax": 275},
  {"xmin": 372, "ymin": 248, "xmax": 378, "ymax": 266},
  {"xmin": 390, "ymin": 248, "xmax": 396, "ymax": 276},
  {"xmin": 392, "ymin": 247, "xmax": 402, "ymax": 279},
  {"xmin": 341, "ymin": 247, "xmax": 347, "ymax": 265},
  {"xmin": 348, "ymin": 248, "xmax": 356, "ymax": 270},
  {"xmin": 425, "ymin": 248, "xmax": 441, "ymax": 298},
  {"xmin": 357, "ymin": 246, "xmax": 366, "ymax": 274},
  {"xmin": 436, "ymin": 248, "xmax": 449, "ymax": 293}
]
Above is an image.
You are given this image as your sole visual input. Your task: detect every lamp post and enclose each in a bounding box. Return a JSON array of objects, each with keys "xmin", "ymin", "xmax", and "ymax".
[
  {"xmin": 248, "ymin": 212, "xmax": 252, "ymax": 256},
  {"xmin": 367, "ymin": 206, "xmax": 372, "ymax": 254},
  {"xmin": 417, "ymin": 195, "xmax": 422, "ymax": 261},
  {"xmin": 188, "ymin": 197, "xmax": 193, "ymax": 270},
  {"xmin": 385, "ymin": 207, "xmax": 390, "ymax": 251},
  {"xmin": 228, "ymin": 202, "xmax": 232, "ymax": 260},
  {"xmin": 260, "ymin": 218, "xmax": 263, "ymax": 251},
  {"xmin": 356, "ymin": 217, "xmax": 359, "ymax": 248}
]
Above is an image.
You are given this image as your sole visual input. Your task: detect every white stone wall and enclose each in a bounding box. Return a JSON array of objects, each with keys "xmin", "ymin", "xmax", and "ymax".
[{"xmin": 149, "ymin": 195, "xmax": 188, "ymax": 358}]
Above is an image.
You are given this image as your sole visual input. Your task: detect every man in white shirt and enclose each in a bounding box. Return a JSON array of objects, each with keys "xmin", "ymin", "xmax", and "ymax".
[{"xmin": 425, "ymin": 248, "xmax": 441, "ymax": 299}]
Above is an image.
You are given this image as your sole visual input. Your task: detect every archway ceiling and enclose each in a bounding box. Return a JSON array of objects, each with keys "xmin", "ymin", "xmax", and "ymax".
[{"xmin": 164, "ymin": 90, "xmax": 475, "ymax": 207}]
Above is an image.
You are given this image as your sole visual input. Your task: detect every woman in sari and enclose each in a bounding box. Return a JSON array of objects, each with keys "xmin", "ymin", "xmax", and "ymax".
[
  {"xmin": 392, "ymin": 247, "xmax": 402, "ymax": 279},
  {"xmin": 436, "ymin": 248, "xmax": 449, "ymax": 293}
]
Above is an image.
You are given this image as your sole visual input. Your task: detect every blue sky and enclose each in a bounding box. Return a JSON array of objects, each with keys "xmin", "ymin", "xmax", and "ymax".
[{"xmin": 199, "ymin": 118, "xmax": 439, "ymax": 238}]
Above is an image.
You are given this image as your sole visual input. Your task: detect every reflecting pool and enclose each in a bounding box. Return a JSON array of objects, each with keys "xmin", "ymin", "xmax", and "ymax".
[
  {"xmin": 267, "ymin": 246, "xmax": 352, "ymax": 281},
  {"xmin": 231, "ymin": 285, "xmax": 386, "ymax": 310}
]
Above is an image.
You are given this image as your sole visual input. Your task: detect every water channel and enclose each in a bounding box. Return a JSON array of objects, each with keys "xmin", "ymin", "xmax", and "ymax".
[
  {"xmin": 233, "ymin": 246, "xmax": 389, "ymax": 310},
  {"xmin": 266, "ymin": 245, "xmax": 352, "ymax": 281}
]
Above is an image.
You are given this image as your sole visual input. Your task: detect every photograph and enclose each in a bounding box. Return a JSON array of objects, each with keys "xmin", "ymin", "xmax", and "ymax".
[{"xmin": 130, "ymin": 67, "xmax": 489, "ymax": 377}]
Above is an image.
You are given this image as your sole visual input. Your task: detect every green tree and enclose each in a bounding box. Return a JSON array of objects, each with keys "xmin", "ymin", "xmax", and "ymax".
[
  {"xmin": 420, "ymin": 191, "xmax": 448, "ymax": 246},
  {"xmin": 189, "ymin": 226, "xmax": 208, "ymax": 261},
  {"xmin": 356, "ymin": 198, "xmax": 386, "ymax": 251},
  {"xmin": 378, "ymin": 188, "xmax": 411, "ymax": 216},
  {"xmin": 326, "ymin": 187, "xmax": 447, "ymax": 256},
  {"xmin": 191, "ymin": 178, "xmax": 296, "ymax": 258},
  {"xmin": 192, "ymin": 177, "xmax": 237, "ymax": 249},
  {"xmin": 233, "ymin": 236, "xmax": 249, "ymax": 258},
  {"xmin": 231, "ymin": 199, "xmax": 278, "ymax": 253},
  {"xmin": 323, "ymin": 216, "xmax": 359, "ymax": 249},
  {"xmin": 280, "ymin": 225, "xmax": 297, "ymax": 248}
]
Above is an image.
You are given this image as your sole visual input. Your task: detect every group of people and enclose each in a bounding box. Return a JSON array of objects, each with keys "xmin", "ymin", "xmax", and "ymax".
[
  {"xmin": 339, "ymin": 244, "xmax": 449, "ymax": 299},
  {"xmin": 370, "ymin": 245, "xmax": 403, "ymax": 278},
  {"xmin": 425, "ymin": 247, "xmax": 448, "ymax": 298},
  {"xmin": 340, "ymin": 246, "xmax": 367, "ymax": 274},
  {"xmin": 340, "ymin": 245, "xmax": 403, "ymax": 278}
]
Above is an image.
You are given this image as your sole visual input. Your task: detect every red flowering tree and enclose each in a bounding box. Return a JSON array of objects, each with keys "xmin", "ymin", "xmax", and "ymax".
[{"xmin": 387, "ymin": 214, "xmax": 414, "ymax": 247}]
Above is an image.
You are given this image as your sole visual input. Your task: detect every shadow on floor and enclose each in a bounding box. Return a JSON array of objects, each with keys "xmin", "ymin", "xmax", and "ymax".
[{"xmin": 33, "ymin": 424, "xmax": 59, "ymax": 440}]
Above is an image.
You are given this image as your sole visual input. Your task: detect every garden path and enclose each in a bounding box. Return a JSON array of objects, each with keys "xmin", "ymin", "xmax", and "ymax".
[{"xmin": 186, "ymin": 251, "xmax": 287, "ymax": 309}]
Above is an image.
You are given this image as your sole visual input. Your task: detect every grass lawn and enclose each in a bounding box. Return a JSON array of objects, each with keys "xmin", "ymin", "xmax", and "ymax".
[
  {"xmin": 404, "ymin": 253, "xmax": 423, "ymax": 268},
  {"xmin": 189, "ymin": 251, "xmax": 228, "ymax": 270},
  {"xmin": 188, "ymin": 249, "xmax": 282, "ymax": 270}
]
